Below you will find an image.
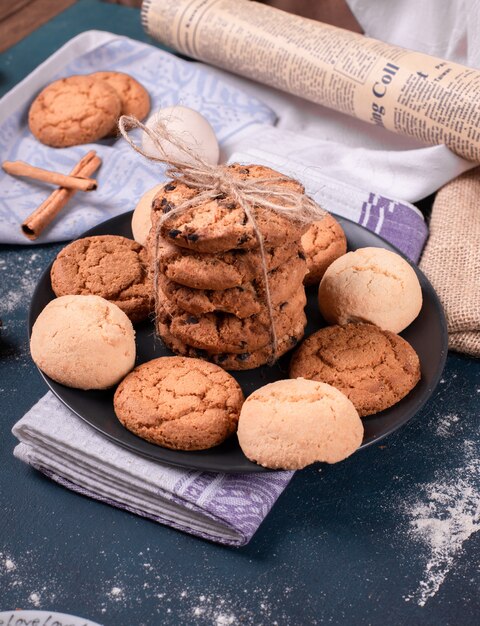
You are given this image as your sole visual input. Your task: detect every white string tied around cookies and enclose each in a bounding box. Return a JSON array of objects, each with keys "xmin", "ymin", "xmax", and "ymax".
[{"xmin": 118, "ymin": 114, "xmax": 326, "ymax": 363}]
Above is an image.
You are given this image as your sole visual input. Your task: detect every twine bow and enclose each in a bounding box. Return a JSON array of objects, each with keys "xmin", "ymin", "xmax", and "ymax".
[{"xmin": 118, "ymin": 114, "xmax": 326, "ymax": 363}]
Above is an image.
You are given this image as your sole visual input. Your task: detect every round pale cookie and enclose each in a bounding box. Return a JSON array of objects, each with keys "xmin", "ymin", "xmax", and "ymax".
[
  {"xmin": 157, "ymin": 253, "xmax": 307, "ymax": 319},
  {"xmin": 289, "ymin": 323, "xmax": 421, "ymax": 416},
  {"xmin": 158, "ymin": 286, "xmax": 307, "ymax": 354},
  {"xmin": 155, "ymin": 164, "xmax": 310, "ymax": 253},
  {"xmin": 131, "ymin": 184, "xmax": 164, "ymax": 246},
  {"xmin": 158, "ymin": 314, "xmax": 306, "ymax": 370},
  {"xmin": 113, "ymin": 357, "xmax": 244, "ymax": 450},
  {"xmin": 154, "ymin": 237, "xmax": 300, "ymax": 290},
  {"xmin": 30, "ymin": 295, "xmax": 135, "ymax": 390},
  {"xmin": 237, "ymin": 378, "xmax": 364, "ymax": 469},
  {"xmin": 302, "ymin": 213, "xmax": 347, "ymax": 286},
  {"xmin": 318, "ymin": 247, "xmax": 423, "ymax": 333},
  {"xmin": 28, "ymin": 75, "xmax": 121, "ymax": 147},
  {"xmin": 90, "ymin": 71, "xmax": 150, "ymax": 135},
  {"xmin": 51, "ymin": 235, "xmax": 153, "ymax": 323}
]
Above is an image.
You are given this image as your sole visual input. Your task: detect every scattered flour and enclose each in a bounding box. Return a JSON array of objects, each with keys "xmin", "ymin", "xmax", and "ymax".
[
  {"xmin": 109, "ymin": 586, "xmax": 124, "ymax": 600},
  {"xmin": 403, "ymin": 440, "xmax": 480, "ymax": 607},
  {"xmin": 4, "ymin": 557, "xmax": 16, "ymax": 571},
  {"xmin": 2, "ymin": 251, "xmax": 44, "ymax": 315},
  {"xmin": 435, "ymin": 413, "xmax": 460, "ymax": 438},
  {"xmin": 215, "ymin": 613, "xmax": 236, "ymax": 626},
  {"xmin": 29, "ymin": 592, "xmax": 41, "ymax": 607}
]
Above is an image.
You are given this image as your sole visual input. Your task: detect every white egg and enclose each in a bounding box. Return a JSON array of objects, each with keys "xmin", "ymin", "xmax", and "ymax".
[{"xmin": 142, "ymin": 106, "xmax": 220, "ymax": 165}]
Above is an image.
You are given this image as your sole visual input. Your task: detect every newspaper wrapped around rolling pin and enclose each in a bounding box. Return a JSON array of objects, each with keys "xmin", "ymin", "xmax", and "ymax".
[{"xmin": 142, "ymin": 0, "xmax": 480, "ymax": 163}]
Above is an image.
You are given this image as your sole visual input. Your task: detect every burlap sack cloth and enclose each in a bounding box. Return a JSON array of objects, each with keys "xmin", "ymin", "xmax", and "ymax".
[{"xmin": 419, "ymin": 167, "xmax": 480, "ymax": 357}]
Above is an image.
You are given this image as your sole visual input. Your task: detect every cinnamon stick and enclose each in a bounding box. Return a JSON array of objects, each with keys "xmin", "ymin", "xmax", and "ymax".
[
  {"xmin": 21, "ymin": 151, "xmax": 102, "ymax": 241},
  {"xmin": 3, "ymin": 160, "xmax": 97, "ymax": 191}
]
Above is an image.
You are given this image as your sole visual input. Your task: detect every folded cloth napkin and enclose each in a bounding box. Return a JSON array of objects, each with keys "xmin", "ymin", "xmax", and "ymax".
[
  {"xmin": 13, "ymin": 393, "xmax": 293, "ymax": 547},
  {"xmin": 419, "ymin": 167, "xmax": 480, "ymax": 357}
]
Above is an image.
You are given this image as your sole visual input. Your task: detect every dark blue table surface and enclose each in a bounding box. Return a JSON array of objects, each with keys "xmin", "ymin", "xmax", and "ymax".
[{"xmin": 1, "ymin": 3, "xmax": 479, "ymax": 625}]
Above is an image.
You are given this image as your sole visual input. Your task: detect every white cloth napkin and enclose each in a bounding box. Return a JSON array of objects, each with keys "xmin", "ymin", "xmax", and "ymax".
[{"xmin": 13, "ymin": 393, "xmax": 292, "ymax": 547}]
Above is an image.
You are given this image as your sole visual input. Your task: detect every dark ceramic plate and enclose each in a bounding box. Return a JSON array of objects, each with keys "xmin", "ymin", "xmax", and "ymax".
[{"xmin": 28, "ymin": 212, "xmax": 448, "ymax": 473}]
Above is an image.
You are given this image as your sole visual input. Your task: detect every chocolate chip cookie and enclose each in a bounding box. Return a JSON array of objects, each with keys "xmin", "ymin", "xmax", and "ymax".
[
  {"xmin": 114, "ymin": 356, "xmax": 244, "ymax": 450},
  {"xmin": 158, "ymin": 315, "xmax": 306, "ymax": 370},
  {"xmin": 51, "ymin": 235, "xmax": 153, "ymax": 323},
  {"xmin": 155, "ymin": 237, "xmax": 300, "ymax": 290},
  {"xmin": 155, "ymin": 164, "xmax": 309, "ymax": 253},
  {"xmin": 158, "ymin": 286, "xmax": 307, "ymax": 354},
  {"xmin": 157, "ymin": 253, "xmax": 307, "ymax": 318},
  {"xmin": 289, "ymin": 323, "xmax": 421, "ymax": 416}
]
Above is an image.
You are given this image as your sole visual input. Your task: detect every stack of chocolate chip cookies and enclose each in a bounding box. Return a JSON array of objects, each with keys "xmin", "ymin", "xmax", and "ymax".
[{"xmin": 147, "ymin": 164, "xmax": 313, "ymax": 370}]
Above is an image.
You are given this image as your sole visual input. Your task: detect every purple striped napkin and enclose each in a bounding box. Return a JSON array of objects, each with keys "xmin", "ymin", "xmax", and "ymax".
[{"xmin": 13, "ymin": 394, "xmax": 292, "ymax": 546}]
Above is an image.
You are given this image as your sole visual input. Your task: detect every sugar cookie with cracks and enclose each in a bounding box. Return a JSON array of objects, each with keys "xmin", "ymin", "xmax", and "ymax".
[
  {"xmin": 114, "ymin": 356, "xmax": 244, "ymax": 450},
  {"xmin": 290, "ymin": 323, "xmax": 421, "ymax": 416},
  {"xmin": 29, "ymin": 75, "xmax": 121, "ymax": 147},
  {"xmin": 50, "ymin": 235, "xmax": 154, "ymax": 323}
]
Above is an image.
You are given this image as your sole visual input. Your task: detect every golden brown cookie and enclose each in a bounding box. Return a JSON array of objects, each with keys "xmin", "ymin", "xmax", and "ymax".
[
  {"xmin": 113, "ymin": 356, "xmax": 244, "ymax": 450},
  {"xmin": 302, "ymin": 213, "xmax": 347, "ymax": 286},
  {"xmin": 237, "ymin": 378, "xmax": 363, "ymax": 469},
  {"xmin": 157, "ymin": 253, "xmax": 307, "ymax": 319},
  {"xmin": 289, "ymin": 323, "xmax": 421, "ymax": 416},
  {"xmin": 158, "ymin": 286, "xmax": 307, "ymax": 354},
  {"xmin": 154, "ymin": 164, "xmax": 310, "ymax": 253},
  {"xmin": 28, "ymin": 75, "xmax": 121, "ymax": 147},
  {"xmin": 158, "ymin": 315, "xmax": 306, "ymax": 370},
  {"xmin": 51, "ymin": 235, "xmax": 154, "ymax": 323},
  {"xmin": 154, "ymin": 237, "xmax": 300, "ymax": 290},
  {"xmin": 90, "ymin": 71, "xmax": 150, "ymax": 135}
]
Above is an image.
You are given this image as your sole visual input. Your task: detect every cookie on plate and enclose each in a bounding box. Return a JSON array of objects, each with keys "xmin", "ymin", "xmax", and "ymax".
[
  {"xmin": 154, "ymin": 237, "xmax": 299, "ymax": 290},
  {"xmin": 28, "ymin": 75, "xmax": 121, "ymax": 147},
  {"xmin": 131, "ymin": 183, "xmax": 164, "ymax": 246},
  {"xmin": 114, "ymin": 356, "xmax": 244, "ymax": 450},
  {"xmin": 155, "ymin": 164, "xmax": 309, "ymax": 253},
  {"xmin": 302, "ymin": 213, "xmax": 347, "ymax": 285},
  {"xmin": 289, "ymin": 323, "xmax": 421, "ymax": 416},
  {"xmin": 318, "ymin": 247, "xmax": 423, "ymax": 333},
  {"xmin": 51, "ymin": 235, "xmax": 153, "ymax": 323},
  {"xmin": 30, "ymin": 295, "xmax": 135, "ymax": 390},
  {"xmin": 157, "ymin": 286, "xmax": 307, "ymax": 354},
  {"xmin": 157, "ymin": 253, "xmax": 308, "ymax": 319},
  {"xmin": 90, "ymin": 71, "xmax": 150, "ymax": 135},
  {"xmin": 158, "ymin": 315, "xmax": 306, "ymax": 370},
  {"xmin": 237, "ymin": 378, "xmax": 363, "ymax": 469}
]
